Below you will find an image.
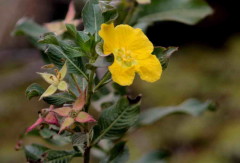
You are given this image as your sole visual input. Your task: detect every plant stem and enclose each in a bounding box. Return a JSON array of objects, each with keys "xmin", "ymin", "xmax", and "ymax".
[
  {"xmin": 85, "ymin": 68, "xmax": 95, "ymax": 112},
  {"xmin": 84, "ymin": 55, "xmax": 97, "ymax": 162},
  {"xmin": 84, "ymin": 147, "xmax": 91, "ymax": 163},
  {"xmin": 93, "ymin": 71, "xmax": 111, "ymax": 92}
]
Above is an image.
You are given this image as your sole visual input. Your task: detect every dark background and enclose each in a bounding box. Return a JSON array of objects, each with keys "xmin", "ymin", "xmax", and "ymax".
[{"xmin": 0, "ymin": 0, "xmax": 240, "ymax": 162}]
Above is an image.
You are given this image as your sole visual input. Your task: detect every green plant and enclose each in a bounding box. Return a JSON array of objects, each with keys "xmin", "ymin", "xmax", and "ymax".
[{"xmin": 13, "ymin": 0, "xmax": 215, "ymax": 162}]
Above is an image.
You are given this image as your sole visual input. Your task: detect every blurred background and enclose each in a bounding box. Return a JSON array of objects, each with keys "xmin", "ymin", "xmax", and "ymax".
[{"xmin": 0, "ymin": 0, "xmax": 240, "ymax": 162}]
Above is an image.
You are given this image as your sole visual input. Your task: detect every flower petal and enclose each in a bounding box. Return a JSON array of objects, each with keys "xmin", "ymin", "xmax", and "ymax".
[
  {"xmin": 40, "ymin": 85, "xmax": 57, "ymax": 100},
  {"xmin": 26, "ymin": 117, "xmax": 44, "ymax": 133},
  {"xmin": 53, "ymin": 107, "xmax": 72, "ymax": 117},
  {"xmin": 44, "ymin": 112, "xmax": 59, "ymax": 125},
  {"xmin": 58, "ymin": 62, "xmax": 67, "ymax": 80},
  {"xmin": 57, "ymin": 81, "xmax": 68, "ymax": 91},
  {"xmin": 114, "ymin": 25, "xmax": 153, "ymax": 59},
  {"xmin": 99, "ymin": 23, "xmax": 117, "ymax": 55},
  {"xmin": 109, "ymin": 61, "xmax": 135, "ymax": 86},
  {"xmin": 59, "ymin": 117, "xmax": 74, "ymax": 134},
  {"xmin": 75, "ymin": 112, "xmax": 96, "ymax": 123},
  {"xmin": 136, "ymin": 55, "xmax": 162, "ymax": 82},
  {"xmin": 73, "ymin": 90, "xmax": 86, "ymax": 111},
  {"xmin": 38, "ymin": 73, "xmax": 58, "ymax": 84}
]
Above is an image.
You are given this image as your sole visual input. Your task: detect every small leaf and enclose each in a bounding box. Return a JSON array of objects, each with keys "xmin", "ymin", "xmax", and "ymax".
[
  {"xmin": 136, "ymin": 150, "xmax": 169, "ymax": 163},
  {"xmin": 95, "ymin": 41, "xmax": 105, "ymax": 56},
  {"xmin": 53, "ymin": 107, "xmax": 72, "ymax": 117},
  {"xmin": 24, "ymin": 144, "xmax": 81, "ymax": 162},
  {"xmin": 58, "ymin": 62, "xmax": 68, "ymax": 80},
  {"xmin": 43, "ymin": 92, "xmax": 76, "ymax": 106},
  {"xmin": 65, "ymin": 24, "xmax": 91, "ymax": 52},
  {"xmin": 82, "ymin": 0, "xmax": 104, "ymax": 39},
  {"xmin": 76, "ymin": 31, "xmax": 91, "ymax": 53},
  {"xmin": 25, "ymin": 83, "xmax": 44, "ymax": 100},
  {"xmin": 72, "ymin": 133, "xmax": 87, "ymax": 153},
  {"xmin": 101, "ymin": 142, "xmax": 129, "ymax": 163},
  {"xmin": 40, "ymin": 85, "xmax": 58, "ymax": 100},
  {"xmin": 60, "ymin": 41, "xmax": 87, "ymax": 58},
  {"xmin": 38, "ymin": 72, "xmax": 58, "ymax": 84},
  {"xmin": 38, "ymin": 32, "xmax": 59, "ymax": 45},
  {"xmin": 93, "ymin": 96, "xmax": 141, "ymax": 144},
  {"xmin": 75, "ymin": 112, "xmax": 96, "ymax": 123},
  {"xmin": 39, "ymin": 128, "xmax": 71, "ymax": 146},
  {"xmin": 73, "ymin": 92, "xmax": 86, "ymax": 111},
  {"xmin": 59, "ymin": 117, "xmax": 75, "ymax": 134},
  {"xmin": 44, "ymin": 112, "xmax": 59, "ymax": 125},
  {"xmin": 153, "ymin": 46, "xmax": 178, "ymax": 70},
  {"xmin": 45, "ymin": 149, "xmax": 81, "ymax": 162},
  {"xmin": 139, "ymin": 99, "xmax": 216, "ymax": 125},
  {"xmin": 65, "ymin": 24, "xmax": 77, "ymax": 38},
  {"xmin": 24, "ymin": 144, "xmax": 49, "ymax": 162},
  {"xmin": 57, "ymin": 81, "xmax": 68, "ymax": 91},
  {"xmin": 26, "ymin": 117, "xmax": 44, "ymax": 133}
]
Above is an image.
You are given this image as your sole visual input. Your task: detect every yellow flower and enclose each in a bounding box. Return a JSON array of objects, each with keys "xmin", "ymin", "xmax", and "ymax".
[{"xmin": 99, "ymin": 23, "xmax": 162, "ymax": 86}]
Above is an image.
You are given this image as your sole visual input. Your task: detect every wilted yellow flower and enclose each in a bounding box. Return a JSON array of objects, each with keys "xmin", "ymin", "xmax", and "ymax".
[
  {"xmin": 38, "ymin": 62, "xmax": 68, "ymax": 99},
  {"xmin": 99, "ymin": 23, "xmax": 162, "ymax": 86}
]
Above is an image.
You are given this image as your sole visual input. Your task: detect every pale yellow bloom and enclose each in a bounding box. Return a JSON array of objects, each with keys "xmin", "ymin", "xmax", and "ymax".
[
  {"xmin": 99, "ymin": 23, "xmax": 162, "ymax": 86},
  {"xmin": 38, "ymin": 62, "xmax": 68, "ymax": 99}
]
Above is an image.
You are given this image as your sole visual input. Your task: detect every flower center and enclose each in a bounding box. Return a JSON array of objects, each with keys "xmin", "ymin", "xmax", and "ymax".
[
  {"xmin": 114, "ymin": 48, "xmax": 135, "ymax": 67},
  {"xmin": 69, "ymin": 110, "xmax": 78, "ymax": 118}
]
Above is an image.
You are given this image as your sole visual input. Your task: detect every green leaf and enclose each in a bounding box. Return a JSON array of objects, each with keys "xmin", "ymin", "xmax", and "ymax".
[
  {"xmin": 60, "ymin": 41, "xmax": 87, "ymax": 58},
  {"xmin": 139, "ymin": 99, "xmax": 216, "ymax": 125},
  {"xmin": 72, "ymin": 133, "xmax": 87, "ymax": 153},
  {"xmin": 136, "ymin": 150, "xmax": 169, "ymax": 163},
  {"xmin": 93, "ymin": 96, "xmax": 141, "ymax": 144},
  {"xmin": 82, "ymin": 0, "xmax": 104, "ymax": 40},
  {"xmin": 40, "ymin": 32, "xmax": 87, "ymax": 58},
  {"xmin": 153, "ymin": 46, "xmax": 178, "ymax": 70},
  {"xmin": 39, "ymin": 128, "xmax": 71, "ymax": 146},
  {"xmin": 25, "ymin": 83, "xmax": 44, "ymax": 100},
  {"xmin": 95, "ymin": 41, "xmax": 105, "ymax": 56},
  {"xmin": 43, "ymin": 92, "xmax": 76, "ymax": 106},
  {"xmin": 65, "ymin": 24, "xmax": 91, "ymax": 53},
  {"xmin": 102, "ymin": 5, "xmax": 118, "ymax": 23},
  {"xmin": 39, "ymin": 32, "xmax": 59, "ymax": 45},
  {"xmin": 24, "ymin": 144, "xmax": 49, "ymax": 162},
  {"xmin": 45, "ymin": 150, "xmax": 81, "ymax": 163},
  {"xmin": 77, "ymin": 31, "xmax": 90, "ymax": 43},
  {"xmin": 133, "ymin": 0, "xmax": 213, "ymax": 29},
  {"xmin": 24, "ymin": 144, "xmax": 81, "ymax": 163},
  {"xmin": 65, "ymin": 24, "xmax": 78, "ymax": 38},
  {"xmin": 45, "ymin": 45, "xmax": 88, "ymax": 79},
  {"xmin": 12, "ymin": 18, "xmax": 48, "ymax": 50},
  {"xmin": 101, "ymin": 142, "xmax": 129, "ymax": 163}
]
